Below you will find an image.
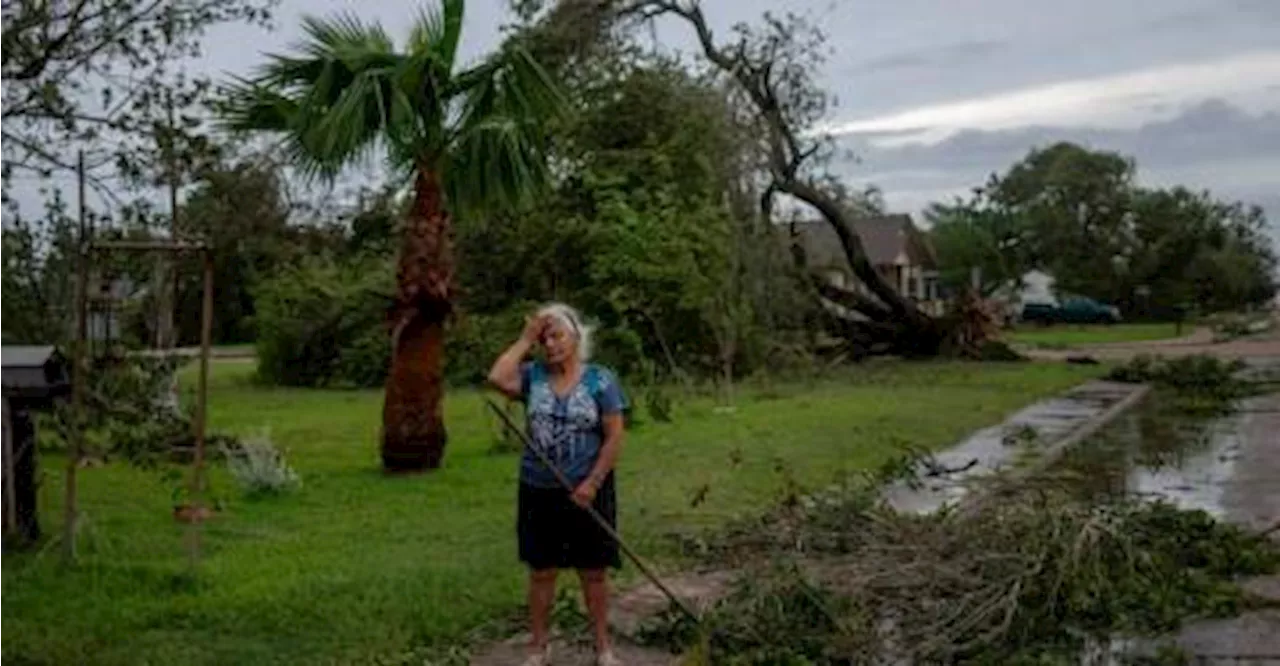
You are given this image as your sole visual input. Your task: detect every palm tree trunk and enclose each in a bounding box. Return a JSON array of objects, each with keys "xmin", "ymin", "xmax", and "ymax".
[{"xmin": 381, "ymin": 169, "xmax": 453, "ymax": 472}]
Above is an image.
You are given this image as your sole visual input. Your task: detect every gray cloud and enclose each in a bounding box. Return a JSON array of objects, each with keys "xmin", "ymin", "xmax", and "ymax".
[
  {"xmin": 837, "ymin": 99, "xmax": 1280, "ymax": 247},
  {"xmin": 847, "ymin": 99, "xmax": 1280, "ymax": 173},
  {"xmin": 1231, "ymin": 0, "xmax": 1280, "ymax": 19},
  {"xmin": 1140, "ymin": 7, "xmax": 1224, "ymax": 33},
  {"xmin": 845, "ymin": 39, "xmax": 1005, "ymax": 75}
]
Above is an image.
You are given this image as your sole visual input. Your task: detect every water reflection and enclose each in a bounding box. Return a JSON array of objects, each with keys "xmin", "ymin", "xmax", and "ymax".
[
  {"xmin": 882, "ymin": 381, "xmax": 1145, "ymax": 514},
  {"xmin": 1049, "ymin": 391, "xmax": 1241, "ymax": 517}
]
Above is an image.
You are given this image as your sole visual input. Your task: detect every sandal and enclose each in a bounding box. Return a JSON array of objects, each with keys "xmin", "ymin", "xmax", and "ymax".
[{"xmin": 521, "ymin": 644, "xmax": 552, "ymax": 666}]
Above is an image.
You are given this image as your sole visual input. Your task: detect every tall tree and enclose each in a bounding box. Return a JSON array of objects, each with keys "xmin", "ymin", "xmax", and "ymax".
[
  {"xmin": 987, "ymin": 142, "xmax": 1136, "ymax": 302},
  {"xmin": 1, "ymin": 197, "xmax": 80, "ymax": 344},
  {"xmin": 171, "ymin": 156, "xmax": 296, "ymax": 345},
  {"xmin": 221, "ymin": 0, "xmax": 562, "ymax": 471},
  {"xmin": 2, "ymin": 0, "xmax": 273, "ymax": 197},
  {"xmin": 932, "ymin": 143, "xmax": 1277, "ymax": 315},
  {"xmin": 556, "ymin": 0, "xmax": 954, "ymax": 358},
  {"xmin": 926, "ymin": 184, "xmax": 1034, "ymax": 297},
  {"xmin": 3, "ymin": 0, "xmax": 275, "ymax": 357}
]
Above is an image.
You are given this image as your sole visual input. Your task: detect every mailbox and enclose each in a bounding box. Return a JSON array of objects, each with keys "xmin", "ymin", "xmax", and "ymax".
[
  {"xmin": 3, "ymin": 345, "xmax": 72, "ymax": 547},
  {"xmin": 3, "ymin": 346, "xmax": 72, "ymax": 404}
]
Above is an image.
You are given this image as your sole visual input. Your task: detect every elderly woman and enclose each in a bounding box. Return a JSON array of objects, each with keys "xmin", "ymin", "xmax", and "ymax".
[{"xmin": 488, "ymin": 303, "xmax": 628, "ymax": 666}]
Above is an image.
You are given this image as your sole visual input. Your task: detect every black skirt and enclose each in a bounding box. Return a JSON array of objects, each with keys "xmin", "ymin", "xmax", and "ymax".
[{"xmin": 517, "ymin": 474, "xmax": 621, "ymax": 571}]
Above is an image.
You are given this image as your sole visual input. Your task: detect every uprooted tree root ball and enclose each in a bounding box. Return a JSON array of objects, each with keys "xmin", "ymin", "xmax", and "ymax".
[{"xmin": 639, "ymin": 475, "xmax": 1280, "ymax": 665}]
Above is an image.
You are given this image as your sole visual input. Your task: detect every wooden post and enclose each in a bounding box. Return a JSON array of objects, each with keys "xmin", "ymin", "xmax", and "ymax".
[
  {"xmin": 65, "ymin": 151, "xmax": 89, "ymax": 562},
  {"xmin": 186, "ymin": 251, "xmax": 214, "ymax": 572},
  {"xmin": 3, "ymin": 399, "xmax": 16, "ymax": 538}
]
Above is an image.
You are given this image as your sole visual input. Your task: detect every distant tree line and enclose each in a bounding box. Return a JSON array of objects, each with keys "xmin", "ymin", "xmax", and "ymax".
[{"xmin": 928, "ymin": 142, "xmax": 1276, "ymax": 318}]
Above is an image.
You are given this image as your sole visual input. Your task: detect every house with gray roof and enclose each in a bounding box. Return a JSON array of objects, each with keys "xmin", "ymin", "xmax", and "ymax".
[{"xmin": 788, "ymin": 214, "xmax": 943, "ymax": 314}]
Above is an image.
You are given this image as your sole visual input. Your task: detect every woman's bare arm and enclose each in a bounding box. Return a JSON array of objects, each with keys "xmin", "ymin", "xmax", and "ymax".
[
  {"xmin": 572, "ymin": 413, "xmax": 624, "ymax": 507},
  {"xmin": 487, "ymin": 316, "xmax": 543, "ymax": 400},
  {"xmin": 585, "ymin": 413, "xmax": 624, "ymax": 487}
]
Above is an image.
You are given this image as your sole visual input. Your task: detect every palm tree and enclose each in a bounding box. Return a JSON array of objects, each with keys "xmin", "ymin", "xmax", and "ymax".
[{"xmin": 221, "ymin": 0, "xmax": 561, "ymax": 472}]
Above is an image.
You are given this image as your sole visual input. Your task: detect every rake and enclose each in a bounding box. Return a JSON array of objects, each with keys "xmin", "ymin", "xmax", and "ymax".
[{"xmin": 484, "ymin": 397, "xmax": 701, "ymax": 625}]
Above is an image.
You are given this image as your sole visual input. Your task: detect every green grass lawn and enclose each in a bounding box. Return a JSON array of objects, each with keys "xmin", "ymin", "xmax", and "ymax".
[
  {"xmin": 2, "ymin": 360, "xmax": 1102, "ymax": 665},
  {"xmin": 1004, "ymin": 322, "xmax": 1185, "ymax": 349},
  {"xmin": 211, "ymin": 343, "xmax": 256, "ymax": 357}
]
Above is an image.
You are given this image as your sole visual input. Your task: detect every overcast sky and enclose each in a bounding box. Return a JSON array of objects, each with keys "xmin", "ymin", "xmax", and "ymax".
[{"xmin": 16, "ymin": 0, "xmax": 1279, "ymax": 247}]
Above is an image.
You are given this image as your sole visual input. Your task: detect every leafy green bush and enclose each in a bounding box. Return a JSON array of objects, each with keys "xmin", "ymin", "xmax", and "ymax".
[
  {"xmin": 644, "ymin": 383, "xmax": 674, "ymax": 423},
  {"xmin": 334, "ymin": 321, "xmax": 392, "ymax": 389},
  {"xmin": 253, "ymin": 254, "xmax": 393, "ymax": 388},
  {"xmin": 482, "ymin": 397, "xmax": 525, "ymax": 455},
  {"xmin": 445, "ymin": 306, "xmax": 534, "ymax": 386},
  {"xmin": 39, "ymin": 356, "xmax": 239, "ymax": 466},
  {"xmin": 587, "ymin": 319, "xmax": 651, "ymax": 380},
  {"xmin": 252, "ymin": 253, "xmax": 660, "ymax": 390}
]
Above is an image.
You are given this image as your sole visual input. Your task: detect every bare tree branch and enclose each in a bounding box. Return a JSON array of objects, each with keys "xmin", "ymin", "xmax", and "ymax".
[{"xmin": 620, "ymin": 0, "xmax": 929, "ymax": 327}]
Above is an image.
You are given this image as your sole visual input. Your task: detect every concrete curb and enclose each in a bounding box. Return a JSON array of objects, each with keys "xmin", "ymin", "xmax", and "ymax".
[{"xmin": 955, "ymin": 381, "xmax": 1151, "ymax": 520}]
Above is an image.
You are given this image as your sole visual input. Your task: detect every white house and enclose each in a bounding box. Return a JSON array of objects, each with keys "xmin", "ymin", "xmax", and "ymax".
[
  {"xmin": 986, "ymin": 269, "xmax": 1058, "ymax": 324},
  {"xmin": 1018, "ymin": 270, "xmax": 1057, "ymax": 305}
]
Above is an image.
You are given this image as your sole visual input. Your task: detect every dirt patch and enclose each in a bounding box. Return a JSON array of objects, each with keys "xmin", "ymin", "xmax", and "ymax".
[
  {"xmin": 610, "ymin": 570, "xmax": 735, "ymax": 638},
  {"xmin": 468, "ymin": 570, "xmax": 732, "ymax": 665}
]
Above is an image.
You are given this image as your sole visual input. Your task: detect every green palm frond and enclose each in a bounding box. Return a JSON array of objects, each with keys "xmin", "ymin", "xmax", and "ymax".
[
  {"xmin": 443, "ymin": 45, "xmax": 564, "ymax": 214},
  {"xmin": 220, "ymin": 0, "xmax": 564, "ymax": 214},
  {"xmin": 408, "ymin": 0, "xmax": 464, "ymax": 73},
  {"xmin": 381, "ymin": 41, "xmax": 564, "ymax": 201},
  {"xmin": 219, "ymin": 77, "xmax": 298, "ymax": 132},
  {"xmin": 298, "ymin": 13, "xmax": 394, "ymax": 62},
  {"xmin": 447, "ymin": 116, "xmax": 549, "ymax": 213},
  {"xmin": 257, "ymin": 55, "xmax": 327, "ymax": 88},
  {"xmin": 220, "ymin": 12, "xmax": 424, "ymax": 182}
]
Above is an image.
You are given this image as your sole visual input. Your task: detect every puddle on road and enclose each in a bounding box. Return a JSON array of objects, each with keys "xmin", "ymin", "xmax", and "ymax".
[
  {"xmin": 1055, "ymin": 357, "xmax": 1280, "ymax": 520},
  {"xmin": 1049, "ymin": 364, "xmax": 1280, "ymax": 665},
  {"xmin": 1050, "ymin": 397, "xmax": 1238, "ymax": 516},
  {"xmin": 883, "ymin": 358, "xmax": 1278, "ymax": 520},
  {"xmin": 878, "ymin": 358, "xmax": 1280, "ymax": 664},
  {"xmin": 881, "ymin": 381, "xmax": 1144, "ymax": 514}
]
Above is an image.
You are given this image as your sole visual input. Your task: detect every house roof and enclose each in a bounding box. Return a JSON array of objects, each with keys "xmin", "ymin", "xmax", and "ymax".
[{"xmin": 788, "ymin": 214, "xmax": 937, "ymax": 269}]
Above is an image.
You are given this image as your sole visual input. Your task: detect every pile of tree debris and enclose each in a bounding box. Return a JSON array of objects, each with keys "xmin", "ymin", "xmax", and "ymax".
[{"xmin": 640, "ymin": 468, "xmax": 1280, "ymax": 664}]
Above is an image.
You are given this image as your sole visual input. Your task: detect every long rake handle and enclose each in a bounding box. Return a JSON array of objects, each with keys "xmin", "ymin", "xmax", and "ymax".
[{"xmin": 485, "ymin": 399, "xmax": 701, "ymax": 625}]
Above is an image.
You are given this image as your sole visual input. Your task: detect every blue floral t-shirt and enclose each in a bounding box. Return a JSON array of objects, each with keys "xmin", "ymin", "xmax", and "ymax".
[{"xmin": 519, "ymin": 361, "xmax": 627, "ymax": 488}]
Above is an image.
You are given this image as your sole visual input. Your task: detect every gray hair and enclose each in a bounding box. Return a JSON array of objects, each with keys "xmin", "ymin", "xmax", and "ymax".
[{"xmin": 537, "ymin": 302, "xmax": 593, "ymax": 361}]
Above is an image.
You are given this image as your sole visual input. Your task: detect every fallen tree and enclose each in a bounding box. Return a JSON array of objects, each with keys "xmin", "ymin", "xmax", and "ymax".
[{"xmin": 606, "ymin": 0, "xmax": 988, "ymax": 359}]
